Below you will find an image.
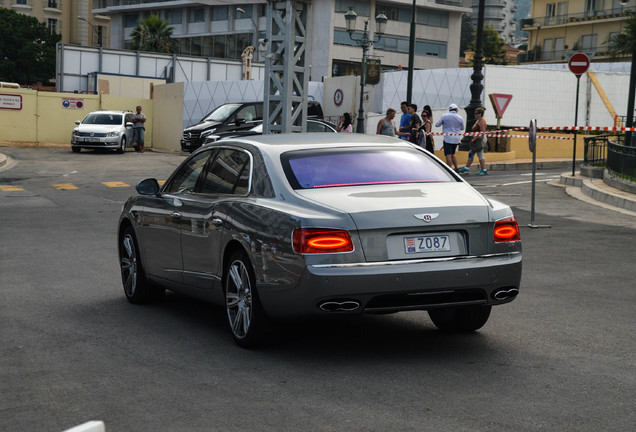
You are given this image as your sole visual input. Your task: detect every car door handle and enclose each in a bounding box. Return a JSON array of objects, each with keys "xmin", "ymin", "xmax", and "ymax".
[
  {"xmin": 212, "ymin": 218, "xmax": 223, "ymax": 226},
  {"xmin": 171, "ymin": 211, "xmax": 182, "ymax": 218}
]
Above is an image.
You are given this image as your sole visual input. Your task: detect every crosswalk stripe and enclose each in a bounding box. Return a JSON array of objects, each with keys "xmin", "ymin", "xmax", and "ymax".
[
  {"xmin": 0, "ymin": 185, "xmax": 24, "ymax": 191},
  {"xmin": 53, "ymin": 183, "xmax": 79, "ymax": 190}
]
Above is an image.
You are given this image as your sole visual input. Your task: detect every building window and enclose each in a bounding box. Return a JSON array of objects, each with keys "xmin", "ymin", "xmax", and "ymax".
[
  {"xmin": 48, "ymin": 18, "xmax": 57, "ymax": 34},
  {"xmin": 581, "ymin": 34, "xmax": 598, "ymax": 51},
  {"xmin": 168, "ymin": 10, "xmax": 182, "ymax": 25},
  {"xmin": 48, "ymin": 0, "xmax": 58, "ymax": 8},
  {"xmin": 335, "ymin": 0, "xmax": 370, "ymax": 17},
  {"xmin": 212, "ymin": 6, "xmax": 229, "ymax": 21},
  {"xmin": 543, "ymin": 38, "xmax": 554, "ymax": 60},
  {"xmin": 125, "ymin": 14, "xmax": 139, "ymax": 28},
  {"xmin": 189, "ymin": 8, "xmax": 205, "ymax": 23},
  {"xmin": 417, "ymin": 10, "xmax": 448, "ymax": 28},
  {"xmin": 415, "ymin": 40, "xmax": 447, "ymax": 58},
  {"xmin": 333, "ymin": 29, "xmax": 359, "ymax": 47}
]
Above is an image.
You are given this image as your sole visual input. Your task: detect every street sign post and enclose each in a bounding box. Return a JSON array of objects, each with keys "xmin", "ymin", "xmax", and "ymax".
[
  {"xmin": 568, "ymin": 53, "xmax": 590, "ymax": 175},
  {"xmin": 528, "ymin": 119, "xmax": 550, "ymax": 229},
  {"xmin": 489, "ymin": 93, "xmax": 513, "ymax": 151}
]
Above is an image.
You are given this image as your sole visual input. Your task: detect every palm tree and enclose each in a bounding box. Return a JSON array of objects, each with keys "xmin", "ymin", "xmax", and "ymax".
[
  {"xmin": 606, "ymin": 15, "xmax": 636, "ymax": 60},
  {"xmin": 130, "ymin": 15, "xmax": 174, "ymax": 53}
]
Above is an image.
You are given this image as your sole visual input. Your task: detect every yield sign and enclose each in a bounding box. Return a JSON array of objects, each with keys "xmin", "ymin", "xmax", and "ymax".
[
  {"xmin": 568, "ymin": 53, "xmax": 590, "ymax": 76},
  {"xmin": 489, "ymin": 93, "xmax": 513, "ymax": 118}
]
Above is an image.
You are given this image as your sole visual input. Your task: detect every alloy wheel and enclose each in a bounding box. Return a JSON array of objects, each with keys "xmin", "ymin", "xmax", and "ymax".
[
  {"xmin": 121, "ymin": 234, "xmax": 137, "ymax": 297},
  {"xmin": 226, "ymin": 259, "xmax": 253, "ymax": 339}
]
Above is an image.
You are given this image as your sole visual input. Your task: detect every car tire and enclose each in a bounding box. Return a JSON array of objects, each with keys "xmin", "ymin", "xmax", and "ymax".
[
  {"xmin": 224, "ymin": 250, "xmax": 274, "ymax": 348},
  {"xmin": 119, "ymin": 226, "xmax": 164, "ymax": 304},
  {"xmin": 428, "ymin": 305, "xmax": 492, "ymax": 332},
  {"xmin": 117, "ymin": 136, "xmax": 127, "ymax": 154},
  {"xmin": 71, "ymin": 146, "xmax": 81, "ymax": 153}
]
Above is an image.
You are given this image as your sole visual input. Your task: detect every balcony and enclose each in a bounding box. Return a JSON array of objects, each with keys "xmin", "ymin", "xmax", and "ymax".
[{"xmin": 523, "ymin": 6, "xmax": 636, "ymax": 29}]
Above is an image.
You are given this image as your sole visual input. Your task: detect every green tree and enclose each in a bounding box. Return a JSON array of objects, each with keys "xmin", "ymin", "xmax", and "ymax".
[
  {"xmin": 0, "ymin": 9, "xmax": 61, "ymax": 85},
  {"xmin": 130, "ymin": 15, "xmax": 174, "ymax": 53},
  {"xmin": 467, "ymin": 24, "xmax": 508, "ymax": 65},
  {"xmin": 605, "ymin": 14, "xmax": 636, "ymax": 60}
]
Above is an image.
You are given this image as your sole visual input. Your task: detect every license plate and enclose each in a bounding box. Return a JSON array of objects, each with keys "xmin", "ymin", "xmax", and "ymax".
[{"xmin": 404, "ymin": 235, "xmax": 451, "ymax": 254}]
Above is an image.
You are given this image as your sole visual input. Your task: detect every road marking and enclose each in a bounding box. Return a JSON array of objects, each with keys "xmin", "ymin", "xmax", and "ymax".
[
  {"xmin": 0, "ymin": 185, "xmax": 24, "ymax": 191},
  {"xmin": 102, "ymin": 181, "xmax": 130, "ymax": 188},
  {"xmin": 158, "ymin": 180, "xmax": 166, "ymax": 185},
  {"xmin": 53, "ymin": 183, "xmax": 78, "ymax": 190}
]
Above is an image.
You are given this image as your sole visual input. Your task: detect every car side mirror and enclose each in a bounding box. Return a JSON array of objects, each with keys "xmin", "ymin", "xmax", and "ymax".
[
  {"xmin": 125, "ymin": 122, "xmax": 134, "ymax": 127},
  {"xmin": 136, "ymin": 178, "xmax": 161, "ymax": 196},
  {"xmin": 75, "ymin": 120, "xmax": 81, "ymax": 125},
  {"xmin": 236, "ymin": 119, "xmax": 246, "ymax": 126}
]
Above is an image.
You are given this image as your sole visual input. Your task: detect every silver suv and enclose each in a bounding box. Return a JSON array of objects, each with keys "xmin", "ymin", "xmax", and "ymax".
[{"xmin": 71, "ymin": 110, "xmax": 134, "ymax": 154}]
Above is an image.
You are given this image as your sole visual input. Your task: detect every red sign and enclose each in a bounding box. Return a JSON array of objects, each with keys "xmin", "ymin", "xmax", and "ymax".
[
  {"xmin": 568, "ymin": 53, "xmax": 590, "ymax": 76},
  {"xmin": 488, "ymin": 93, "xmax": 513, "ymax": 118}
]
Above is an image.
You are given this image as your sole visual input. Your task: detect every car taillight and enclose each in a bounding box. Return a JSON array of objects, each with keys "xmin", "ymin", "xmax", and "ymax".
[
  {"xmin": 494, "ymin": 217, "xmax": 521, "ymax": 243},
  {"xmin": 292, "ymin": 228, "xmax": 354, "ymax": 254}
]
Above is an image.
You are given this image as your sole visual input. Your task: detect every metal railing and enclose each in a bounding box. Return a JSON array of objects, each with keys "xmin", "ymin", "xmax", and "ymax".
[
  {"xmin": 584, "ymin": 135, "xmax": 612, "ymax": 166},
  {"xmin": 608, "ymin": 139, "xmax": 636, "ymax": 181},
  {"xmin": 585, "ymin": 134, "xmax": 636, "ymax": 181}
]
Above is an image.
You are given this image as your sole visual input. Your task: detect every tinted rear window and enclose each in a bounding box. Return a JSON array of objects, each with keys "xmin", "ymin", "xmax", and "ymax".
[{"xmin": 282, "ymin": 147, "xmax": 454, "ymax": 189}]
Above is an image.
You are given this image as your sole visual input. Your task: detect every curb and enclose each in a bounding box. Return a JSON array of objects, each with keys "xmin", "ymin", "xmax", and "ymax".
[
  {"xmin": 557, "ymin": 172, "xmax": 636, "ymax": 215},
  {"xmin": 487, "ymin": 160, "xmax": 579, "ymax": 171}
]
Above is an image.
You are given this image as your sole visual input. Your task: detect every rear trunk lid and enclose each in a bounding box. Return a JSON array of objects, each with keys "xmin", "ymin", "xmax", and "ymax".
[{"xmin": 296, "ymin": 183, "xmax": 491, "ymax": 262}]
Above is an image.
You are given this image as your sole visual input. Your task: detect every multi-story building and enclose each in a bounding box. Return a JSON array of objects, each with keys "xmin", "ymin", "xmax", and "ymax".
[
  {"xmin": 522, "ymin": 0, "xmax": 635, "ymax": 62},
  {"xmin": 1, "ymin": 0, "xmax": 110, "ymax": 47},
  {"xmin": 470, "ymin": 0, "xmax": 518, "ymax": 44},
  {"xmin": 92, "ymin": 0, "xmax": 471, "ymax": 81}
]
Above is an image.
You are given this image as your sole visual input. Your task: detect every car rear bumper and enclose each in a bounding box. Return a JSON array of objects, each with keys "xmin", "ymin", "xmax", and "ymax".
[{"xmin": 258, "ymin": 252, "xmax": 522, "ymax": 318}]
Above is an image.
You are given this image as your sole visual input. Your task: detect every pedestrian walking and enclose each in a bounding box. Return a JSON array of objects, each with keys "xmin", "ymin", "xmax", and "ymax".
[
  {"xmin": 376, "ymin": 108, "xmax": 407, "ymax": 137},
  {"xmin": 407, "ymin": 104, "xmax": 421, "ymax": 144},
  {"xmin": 336, "ymin": 112, "xmax": 353, "ymax": 133},
  {"xmin": 459, "ymin": 107, "xmax": 488, "ymax": 175},
  {"xmin": 435, "ymin": 103, "xmax": 465, "ymax": 172},
  {"xmin": 398, "ymin": 101, "xmax": 411, "ymax": 140},
  {"xmin": 132, "ymin": 105, "xmax": 146, "ymax": 152},
  {"xmin": 419, "ymin": 109, "xmax": 435, "ymax": 153}
]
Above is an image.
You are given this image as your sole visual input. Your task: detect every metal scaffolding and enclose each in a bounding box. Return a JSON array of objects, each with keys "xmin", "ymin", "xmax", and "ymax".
[{"xmin": 263, "ymin": 0, "xmax": 311, "ymax": 134}]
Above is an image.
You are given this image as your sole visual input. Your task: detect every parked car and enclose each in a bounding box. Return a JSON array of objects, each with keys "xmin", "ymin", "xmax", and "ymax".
[
  {"xmin": 201, "ymin": 118, "xmax": 338, "ymax": 145},
  {"xmin": 118, "ymin": 134, "xmax": 522, "ymax": 347},
  {"xmin": 71, "ymin": 110, "xmax": 135, "ymax": 153},
  {"xmin": 181, "ymin": 101, "xmax": 324, "ymax": 152}
]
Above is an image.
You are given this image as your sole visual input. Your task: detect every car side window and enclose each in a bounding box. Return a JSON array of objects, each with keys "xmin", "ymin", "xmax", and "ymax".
[
  {"xmin": 200, "ymin": 148, "xmax": 250, "ymax": 195},
  {"xmin": 164, "ymin": 150, "xmax": 214, "ymax": 194},
  {"xmin": 236, "ymin": 106, "xmax": 257, "ymax": 122},
  {"xmin": 125, "ymin": 114, "xmax": 132, "ymax": 124},
  {"xmin": 307, "ymin": 121, "xmax": 327, "ymax": 133}
]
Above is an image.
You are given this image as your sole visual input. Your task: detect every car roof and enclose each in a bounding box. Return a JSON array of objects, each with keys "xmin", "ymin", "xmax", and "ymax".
[{"xmin": 217, "ymin": 133, "xmax": 411, "ymax": 155}]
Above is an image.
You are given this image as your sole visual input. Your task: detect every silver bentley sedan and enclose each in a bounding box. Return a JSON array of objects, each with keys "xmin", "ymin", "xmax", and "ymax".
[{"xmin": 118, "ymin": 134, "xmax": 521, "ymax": 347}]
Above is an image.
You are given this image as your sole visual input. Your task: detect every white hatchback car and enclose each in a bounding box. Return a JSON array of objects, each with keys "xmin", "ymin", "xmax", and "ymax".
[{"xmin": 71, "ymin": 110, "xmax": 135, "ymax": 154}]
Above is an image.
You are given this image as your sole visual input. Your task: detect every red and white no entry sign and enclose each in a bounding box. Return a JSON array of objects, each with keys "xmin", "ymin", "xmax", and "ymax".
[{"xmin": 568, "ymin": 53, "xmax": 590, "ymax": 76}]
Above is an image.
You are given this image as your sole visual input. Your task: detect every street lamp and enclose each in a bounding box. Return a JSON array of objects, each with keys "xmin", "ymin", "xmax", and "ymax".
[
  {"xmin": 236, "ymin": 7, "xmax": 265, "ymax": 59},
  {"xmin": 345, "ymin": 7, "xmax": 387, "ymax": 133},
  {"xmin": 78, "ymin": 16, "xmax": 102, "ymax": 48}
]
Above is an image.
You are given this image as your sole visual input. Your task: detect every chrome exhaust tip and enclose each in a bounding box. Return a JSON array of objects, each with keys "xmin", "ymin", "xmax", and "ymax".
[
  {"xmin": 492, "ymin": 288, "xmax": 519, "ymax": 301},
  {"xmin": 318, "ymin": 300, "xmax": 361, "ymax": 312}
]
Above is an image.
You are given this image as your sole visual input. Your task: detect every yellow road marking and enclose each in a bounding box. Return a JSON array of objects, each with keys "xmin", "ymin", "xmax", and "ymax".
[
  {"xmin": 0, "ymin": 185, "xmax": 24, "ymax": 191},
  {"xmin": 53, "ymin": 183, "xmax": 78, "ymax": 190},
  {"xmin": 102, "ymin": 181, "xmax": 130, "ymax": 188},
  {"xmin": 158, "ymin": 180, "xmax": 166, "ymax": 185}
]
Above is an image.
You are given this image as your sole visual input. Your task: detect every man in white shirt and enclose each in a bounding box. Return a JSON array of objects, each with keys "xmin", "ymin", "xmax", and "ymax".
[{"xmin": 435, "ymin": 103, "xmax": 465, "ymax": 172}]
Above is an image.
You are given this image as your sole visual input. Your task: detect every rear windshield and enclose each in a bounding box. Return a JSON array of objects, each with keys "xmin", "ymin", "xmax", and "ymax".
[
  {"xmin": 82, "ymin": 113, "xmax": 122, "ymax": 125},
  {"xmin": 282, "ymin": 147, "xmax": 455, "ymax": 189}
]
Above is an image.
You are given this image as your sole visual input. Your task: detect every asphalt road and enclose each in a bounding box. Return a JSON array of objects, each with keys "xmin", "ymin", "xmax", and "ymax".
[{"xmin": 1, "ymin": 146, "xmax": 635, "ymax": 432}]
